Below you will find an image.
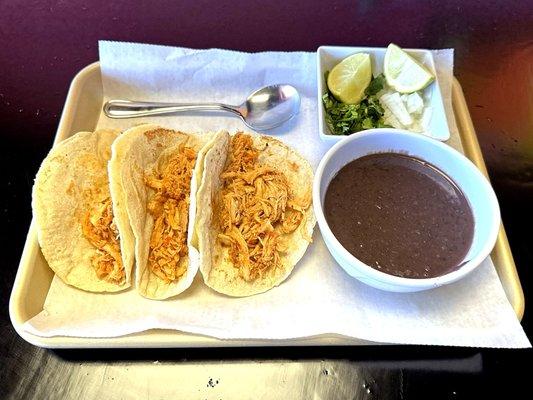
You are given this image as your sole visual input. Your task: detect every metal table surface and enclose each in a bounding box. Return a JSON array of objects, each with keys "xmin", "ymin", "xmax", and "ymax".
[{"xmin": 1, "ymin": 1, "xmax": 532, "ymax": 398}]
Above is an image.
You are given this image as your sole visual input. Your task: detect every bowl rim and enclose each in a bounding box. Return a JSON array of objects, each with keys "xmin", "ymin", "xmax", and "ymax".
[{"xmin": 313, "ymin": 128, "xmax": 501, "ymax": 289}]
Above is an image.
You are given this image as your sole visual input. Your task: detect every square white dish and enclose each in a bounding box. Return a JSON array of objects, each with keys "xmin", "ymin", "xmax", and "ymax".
[{"xmin": 317, "ymin": 45, "xmax": 450, "ymax": 143}]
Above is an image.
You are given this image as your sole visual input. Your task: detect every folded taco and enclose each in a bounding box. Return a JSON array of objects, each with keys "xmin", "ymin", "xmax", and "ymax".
[
  {"xmin": 32, "ymin": 129, "xmax": 133, "ymax": 292},
  {"xmin": 193, "ymin": 131, "xmax": 316, "ymax": 297},
  {"xmin": 109, "ymin": 124, "xmax": 213, "ymax": 299}
]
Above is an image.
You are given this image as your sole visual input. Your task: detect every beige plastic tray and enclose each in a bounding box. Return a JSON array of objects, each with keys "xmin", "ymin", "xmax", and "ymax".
[{"xmin": 9, "ymin": 63, "xmax": 524, "ymax": 348}]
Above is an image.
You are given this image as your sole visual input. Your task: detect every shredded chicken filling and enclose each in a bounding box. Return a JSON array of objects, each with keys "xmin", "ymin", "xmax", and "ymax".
[
  {"xmin": 145, "ymin": 145, "xmax": 196, "ymax": 283},
  {"xmin": 82, "ymin": 198, "xmax": 125, "ymax": 284},
  {"xmin": 216, "ymin": 133, "xmax": 310, "ymax": 282}
]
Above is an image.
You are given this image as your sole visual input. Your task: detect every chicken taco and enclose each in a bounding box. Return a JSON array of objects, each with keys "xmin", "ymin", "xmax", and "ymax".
[
  {"xmin": 32, "ymin": 129, "xmax": 133, "ymax": 292},
  {"xmin": 193, "ymin": 131, "xmax": 316, "ymax": 297},
  {"xmin": 109, "ymin": 124, "xmax": 215, "ymax": 299}
]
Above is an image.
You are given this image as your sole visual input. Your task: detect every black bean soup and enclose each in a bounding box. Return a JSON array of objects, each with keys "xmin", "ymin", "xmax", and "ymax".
[{"xmin": 324, "ymin": 153, "xmax": 474, "ymax": 278}]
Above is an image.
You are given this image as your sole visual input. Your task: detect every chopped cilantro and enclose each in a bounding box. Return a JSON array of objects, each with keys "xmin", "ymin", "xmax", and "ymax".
[{"xmin": 323, "ymin": 73, "xmax": 389, "ymax": 135}]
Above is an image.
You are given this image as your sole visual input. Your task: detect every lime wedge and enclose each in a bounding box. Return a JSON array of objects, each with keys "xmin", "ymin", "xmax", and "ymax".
[
  {"xmin": 327, "ymin": 53, "xmax": 372, "ymax": 104},
  {"xmin": 384, "ymin": 43, "xmax": 434, "ymax": 93}
]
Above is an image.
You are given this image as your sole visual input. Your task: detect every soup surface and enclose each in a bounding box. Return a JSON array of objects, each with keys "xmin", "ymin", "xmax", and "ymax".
[{"xmin": 324, "ymin": 153, "xmax": 474, "ymax": 278}]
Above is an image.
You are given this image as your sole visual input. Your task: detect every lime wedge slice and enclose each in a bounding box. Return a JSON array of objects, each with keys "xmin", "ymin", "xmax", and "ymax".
[
  {"xmin": 327, "ymin": 53, "xmax": 372, "ymax": 104},
  {"xmin": 384, "ymin": 43, "xmax": 434, "ymax": 93}
]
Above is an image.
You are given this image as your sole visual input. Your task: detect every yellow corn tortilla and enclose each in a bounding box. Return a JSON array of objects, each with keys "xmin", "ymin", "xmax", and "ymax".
[
  {"xmin": 193, "ymin": 131, "xmax": 316, "ymax": 297},
  {"xmin": 32, "ymin": 129, "xmax": 133, "ymax": 292},
  {"xmin": 109, "ymin": 124, "xmax": 215, "ymax": 299}
]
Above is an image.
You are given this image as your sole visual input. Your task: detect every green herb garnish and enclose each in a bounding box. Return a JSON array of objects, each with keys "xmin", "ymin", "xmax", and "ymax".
[{"xmin": 323, "ymin": 73, "xmax": 389, "ymax": 135}]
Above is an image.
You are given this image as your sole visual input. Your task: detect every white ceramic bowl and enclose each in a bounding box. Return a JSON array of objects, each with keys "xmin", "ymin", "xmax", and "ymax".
[
  {"xmin": 313, "ymin": 128, "xmax": 500, "ymax": 292},
  {"xmin": 317, "ymin": 45, "xmax": 450, "ymax": 143}
]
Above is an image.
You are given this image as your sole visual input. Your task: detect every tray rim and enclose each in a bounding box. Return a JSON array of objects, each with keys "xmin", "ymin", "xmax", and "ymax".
[
  {"xmin": 451, "ymin": 78, "xmax": 525, "ymax": 320},
  {"xmin": 9, "ymin": 62, "xmax": 524, "ymax": 349}
]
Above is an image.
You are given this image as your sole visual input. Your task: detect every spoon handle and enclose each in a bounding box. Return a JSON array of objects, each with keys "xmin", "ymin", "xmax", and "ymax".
[{"xmin": 103, "ymin": 100, "xmax": 242, "ymax": 119}]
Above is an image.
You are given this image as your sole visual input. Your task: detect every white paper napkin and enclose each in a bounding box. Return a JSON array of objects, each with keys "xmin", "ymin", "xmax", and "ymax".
[{"xmin": 24, "ymin": 41, "xmax": 530, "ymax": 348}]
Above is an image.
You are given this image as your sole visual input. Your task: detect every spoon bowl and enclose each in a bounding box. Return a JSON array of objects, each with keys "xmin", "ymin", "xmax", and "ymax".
[
  {"xmin": 103, "ymin": 84, "xmax": 301, "ymax": 131},
  {"xmin": 239, "ymin": 85, "xmax": 300, "ymax": 130}
]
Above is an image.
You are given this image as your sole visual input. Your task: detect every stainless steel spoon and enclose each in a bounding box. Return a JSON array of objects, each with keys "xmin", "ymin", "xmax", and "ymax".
[{"xmin": 103, "ymin": 84, "xmax": 300, "ymax": 131}]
